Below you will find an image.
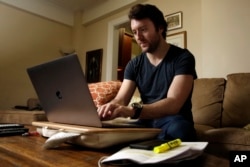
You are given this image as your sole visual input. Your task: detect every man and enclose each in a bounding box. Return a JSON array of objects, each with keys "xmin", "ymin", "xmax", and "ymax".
[{"xmin": 98, "ymin": 4, "xmax": 197, "ymax": 141}]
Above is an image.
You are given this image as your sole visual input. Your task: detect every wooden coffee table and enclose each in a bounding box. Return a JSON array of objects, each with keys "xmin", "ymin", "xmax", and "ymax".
[{"xmin": 0, "ymin": 126, "xmax": 229, "ymax": 167}]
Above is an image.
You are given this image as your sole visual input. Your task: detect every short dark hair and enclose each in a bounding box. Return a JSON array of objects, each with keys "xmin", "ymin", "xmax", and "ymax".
[{"xmin": 128, "ymin": 4, "xmax": 168, "ymax": 39}]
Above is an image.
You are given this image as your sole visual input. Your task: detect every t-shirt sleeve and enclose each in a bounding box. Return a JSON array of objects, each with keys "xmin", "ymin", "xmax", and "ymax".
[
  {"xmin": 175, "ymin": 49, "xmax": 197, "ymax": 79},
  {"xmin": 124, "ymin": 60, "xmax": 136, "ymax": 81}
]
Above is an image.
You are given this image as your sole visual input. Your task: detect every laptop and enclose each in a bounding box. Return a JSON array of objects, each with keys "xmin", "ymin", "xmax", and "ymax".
[{"xmin": 27, "ymin": 54, "xmax": 142, "ymax": 128}]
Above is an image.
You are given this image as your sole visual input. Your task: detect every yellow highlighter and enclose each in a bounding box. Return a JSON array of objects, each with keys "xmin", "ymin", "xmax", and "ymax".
[{"xmin": 153, "ymin": 138, "xmax": 182, "ymax": 153}]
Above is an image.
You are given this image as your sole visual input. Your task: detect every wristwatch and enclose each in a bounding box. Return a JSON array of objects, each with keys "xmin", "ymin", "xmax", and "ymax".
[{"xmin": 131, "ymin": 102, "xmax": 143, "ymax": 119}]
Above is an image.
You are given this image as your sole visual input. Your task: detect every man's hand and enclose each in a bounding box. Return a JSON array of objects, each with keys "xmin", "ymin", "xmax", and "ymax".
[{"xmin": 97, "ymin": 103, "xmax": 134, "ymax": 120}]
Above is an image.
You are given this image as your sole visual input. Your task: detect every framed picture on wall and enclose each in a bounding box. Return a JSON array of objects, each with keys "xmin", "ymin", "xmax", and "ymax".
[
  {"xmin": 167, "ymin": 31, "xmax": 187, "ymax": 49},
  {"xmin": 165, "ymin": 11, "xmax": 183, "ymax": 31},
  {"xmin": 86, "ymin": 49, "xmax": 103, "ymax": 83}
]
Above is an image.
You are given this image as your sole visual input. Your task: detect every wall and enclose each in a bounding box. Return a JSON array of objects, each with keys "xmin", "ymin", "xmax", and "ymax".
[
  {"xmin": 81, "ymin": 9, "xmax": 130, "ymax": 81},
  {"xmin": 201, "ymin": 0, "xmax": 250, "ymax": 77},
  {"xmin": 0, "ymin": 3, "xmax": 72, "ymax": 109}
]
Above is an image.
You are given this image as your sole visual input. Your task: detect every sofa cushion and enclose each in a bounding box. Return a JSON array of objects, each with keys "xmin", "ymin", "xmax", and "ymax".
[
  {"xmin": 88, "ymin": 81, "xmax": 122, "ymax": 107},
  {"xmin": 192, "ymin": 78, "xmax": 225, "ymax": 128},
  {"xmin": 202, "ymin": 128, "xmax": 250, "ymax": 158},
  {"xmin": 222, "ymin": 73, "xmax": 250, "ymax": 127},
  {"xmin": 200, "ymin": 128, "xmax": 250, "ymax": 146}
]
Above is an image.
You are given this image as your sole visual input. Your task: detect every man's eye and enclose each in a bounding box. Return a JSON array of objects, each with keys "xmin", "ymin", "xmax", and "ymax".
[{"xmin": 140, "ymin": 27, "xmax": 147, "ymax": 32}]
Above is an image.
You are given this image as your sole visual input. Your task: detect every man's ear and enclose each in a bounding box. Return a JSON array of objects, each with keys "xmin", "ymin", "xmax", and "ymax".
[{"xmin": 158, "ymin": 26, "xmax": 164, "ymax": 35}]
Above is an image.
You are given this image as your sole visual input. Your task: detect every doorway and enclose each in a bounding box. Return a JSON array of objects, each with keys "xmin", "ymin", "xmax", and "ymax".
[
  {"xmin": 106, "ymin": 16, "xmax": 140, "ymax": 81},
  {"xmin": 117, "ymin": 27, "xmax": 141, "ymax": 81},
  {"xmin": 117, "ymin": 28, "xmax": 133, "ymax": 81}
]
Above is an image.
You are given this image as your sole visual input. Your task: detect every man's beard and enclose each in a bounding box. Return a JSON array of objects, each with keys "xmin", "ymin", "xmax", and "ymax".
[{"xmin": 141, "ymin": 35, "xmax": 161, "ymax": 53}]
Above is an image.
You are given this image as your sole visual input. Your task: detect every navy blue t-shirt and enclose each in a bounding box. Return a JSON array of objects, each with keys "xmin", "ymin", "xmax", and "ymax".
[{"xmin": 124, "ymin": 45, "xmax": 197, "ymax": 121}]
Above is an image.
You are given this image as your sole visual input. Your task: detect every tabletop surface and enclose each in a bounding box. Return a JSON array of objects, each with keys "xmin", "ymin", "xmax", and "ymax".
[
  {"xmin": 0, "ymin": 126, "xmax": 230, "ymax": 167},
  {"xmin": 0, "ymin": 126, "xmax": 114, "ymax": 167}
]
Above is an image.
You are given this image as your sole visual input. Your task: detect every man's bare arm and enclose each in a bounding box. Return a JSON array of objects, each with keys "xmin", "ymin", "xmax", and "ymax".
[
  {"xmin": 139, "ymin": 75, "xmax": 194, "ymax": 119},
  {"xmin": 111, "ymin": 79, "xmax": 137, "ymax": 105}
]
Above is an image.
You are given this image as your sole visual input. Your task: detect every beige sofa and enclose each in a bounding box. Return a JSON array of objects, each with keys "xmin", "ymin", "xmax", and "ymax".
[{"xmin": 191, "ymin": 73, "xmax": 250, "ymax": 158}]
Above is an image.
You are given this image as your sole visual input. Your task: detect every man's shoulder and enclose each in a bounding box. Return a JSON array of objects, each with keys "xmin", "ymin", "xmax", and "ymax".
[
  {"xmin": 129, "ymin": 53, "xmax": 146, "ymax": 66},
  {"xmin": 132, "ymin": 53, "xmax": 145, "ymax": 60},
  {"xmin": 168, "ymin": 45, "xmax": 194, "ymax": 59},
  {"xmin": 169, "ymin": 45, "xmax": 188, "ymax": 53}
]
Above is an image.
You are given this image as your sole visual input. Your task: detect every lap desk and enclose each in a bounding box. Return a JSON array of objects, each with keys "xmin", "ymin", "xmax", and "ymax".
[{"xmin": 32, "ymin": 121, "xmax": 161, "ymax": 149}]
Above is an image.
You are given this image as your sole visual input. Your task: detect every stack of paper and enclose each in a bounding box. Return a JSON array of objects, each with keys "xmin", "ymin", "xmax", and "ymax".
[{"xmin": 101, "ymin": 142, "xmax": 208, "ymax": 165}]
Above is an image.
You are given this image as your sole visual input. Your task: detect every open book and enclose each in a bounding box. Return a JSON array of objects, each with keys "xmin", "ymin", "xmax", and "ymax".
[{"xmin": 101, "ymin": 142, "xmax": 208, "ymax": 165}]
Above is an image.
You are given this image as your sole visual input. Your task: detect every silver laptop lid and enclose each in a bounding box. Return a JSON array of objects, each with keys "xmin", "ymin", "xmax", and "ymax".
[{"xmin": 27, "ymin": 54, "xmax": 102, "ymax": 127}]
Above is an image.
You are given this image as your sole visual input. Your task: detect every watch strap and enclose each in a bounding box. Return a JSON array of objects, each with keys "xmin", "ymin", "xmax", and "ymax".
[{"xmin": 131, "ymin": 103, "xmax": 143, "ymax": 119}]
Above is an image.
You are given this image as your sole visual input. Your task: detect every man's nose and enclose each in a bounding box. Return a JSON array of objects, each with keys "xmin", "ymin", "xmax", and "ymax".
[{"xmin": 135, "ymin": 32, "xmax": 143, "ymax": 41}]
